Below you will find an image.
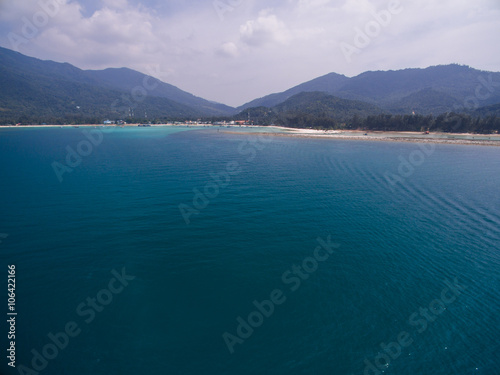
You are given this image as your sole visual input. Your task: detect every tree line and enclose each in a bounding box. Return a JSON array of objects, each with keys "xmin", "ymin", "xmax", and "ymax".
[
  {"xmin": 2, "ymin": 112, "xmax": 499, "ymax": 135},
  {"xmin": 274, "ymin": 112, "xmax": 500, "ymax": 134}
]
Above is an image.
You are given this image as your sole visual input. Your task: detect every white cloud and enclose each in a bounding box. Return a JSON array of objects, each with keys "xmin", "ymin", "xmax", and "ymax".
[
  {"xmin": 239, "ymin": 11, "xmax": 292, "ymax": 47},
  {"xmin": 216, "ymin": 42, "xmax": 239, "ymax": 58},
  {"xmin": 0, "ymin": 0, "xmax": 499, "ymax": 106}
]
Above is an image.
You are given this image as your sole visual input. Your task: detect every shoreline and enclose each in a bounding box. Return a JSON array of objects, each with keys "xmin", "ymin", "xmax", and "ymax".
[
  {"xmin": 2, "ymin": 124, "xmax": 500, "ymax": 146},
  {"xmin": 0, "ymin": 123, "xmax": 217, "ymax": 128},
  {"xmin": 224, "ymin": 127, "xmax": 500, "ymax": 147}
]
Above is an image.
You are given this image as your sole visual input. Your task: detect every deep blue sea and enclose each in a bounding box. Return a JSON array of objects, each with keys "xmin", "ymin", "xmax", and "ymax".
[{"xmin": 0, "ymin": 126, "xmax": 499, "ymax": 375}]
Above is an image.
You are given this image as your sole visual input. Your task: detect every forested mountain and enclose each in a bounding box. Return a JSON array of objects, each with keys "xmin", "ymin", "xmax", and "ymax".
[
  {"xmin": 1, "ymin": 46, "xmax": 499, "ymax": 128},
  {"xmin": 234, "ymin": 92, "xmax": 383, "ymax": 127},
  {"xmin": 0, "ymin": 47, "xmax": 233, "ymax": 124},
  {"xmin": 388, "ymin": 88, "xmax": 460, "ymax": 114},
  {"xmin": 234, "ymin": 92, "xmax": 500, "ymax": 133},
  {"xmin": 239, "ymin": 65, "xmax": 500, "ymax": 115},
  {"xmin": 273, "ymin": 92, "xmax": 383, "ymax": 118},
  {"xmin": 85, "ymin": 67, "xmax": 233, "ymax": 114},
  {"xmin": 474, "ymin": 103, "xmax": 500, "ymax": 118},
  {"xmin": 237, "ymin": 73, "xmax": 349, "ymax": 110}
]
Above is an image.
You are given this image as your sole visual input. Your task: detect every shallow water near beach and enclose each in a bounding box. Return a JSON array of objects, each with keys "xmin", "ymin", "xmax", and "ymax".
[{"xmin": 0, "ymin": 127, "xmax": 499, "ymax": 375}]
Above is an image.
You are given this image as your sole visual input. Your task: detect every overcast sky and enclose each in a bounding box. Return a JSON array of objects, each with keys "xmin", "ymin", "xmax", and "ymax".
[{"xmin": 1, "ymin": 0, "xmax": 499, "ymax": 107}]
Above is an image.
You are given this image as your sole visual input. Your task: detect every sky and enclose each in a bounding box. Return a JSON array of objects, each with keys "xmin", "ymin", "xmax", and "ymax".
[{"xmin": 0, "ymin": 0, "xmax": 499, "ymax": 107}]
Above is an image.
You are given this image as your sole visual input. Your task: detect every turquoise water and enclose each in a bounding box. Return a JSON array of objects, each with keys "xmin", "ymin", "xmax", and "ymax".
[{"xmin": 0, "ymin": 127, "xmax": 499, "ymax": 375}]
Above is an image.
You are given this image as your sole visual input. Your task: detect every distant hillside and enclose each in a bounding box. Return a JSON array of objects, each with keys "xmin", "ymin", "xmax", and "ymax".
[
  {"xmin": 388, "ymin": 88, "xmax": 461, "ymax": 115},
  {"xmin": 0, "ymin": 66, "xmax": 201, "ymax": 124},
  {"xmin": 274, "ymin": 92, "xmax": 383, "ymax": 118},
  {"xmin": 234, "ymin": 93, "xmax": 500, "ymax": 133},
  {"xmin": 2, "ymin": 46, "xmax": 499, "ymax": 126},
  {"xmin": 474, "ymin": 103, "xmax": 500, "ymax": 117},
  {"xmin": 0, "ymin": 47, "xmax": 234, "ymax": 124},
  {"xmin": 235, "ymin": 92, "xmax": 383, "ymax": 127},
  {"xmin": 238, "ymin": 65, "xmax": 500, "ymax": 115},
  {"xmin": 238, "ymin": 73, "xmax": 349, "ymax": 111},
  {"xmin": 86, "ymin": 67, "xmax": 233, "ymax": 115}
]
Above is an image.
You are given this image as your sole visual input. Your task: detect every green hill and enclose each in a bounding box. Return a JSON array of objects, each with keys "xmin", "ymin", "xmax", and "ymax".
[
  {"xmin": 474, "ymin": 103, "xmax": 500, "ymax": 117},
  {"xmin": 235, "ymin": 92, "xmax": 383, "ymax": 128},
  {"xmin": 0, "ymin": 47, "xmax": 234, "ymax": 124},
  {"xmin": 238, "ymin": 65, "xmax": 500, "ymax": 115}
]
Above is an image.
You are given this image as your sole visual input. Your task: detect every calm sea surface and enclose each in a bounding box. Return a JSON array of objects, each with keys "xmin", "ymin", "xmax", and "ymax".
[{"xmin": 0, "ymin": 126, "xmax": 499, "ymax": 375}]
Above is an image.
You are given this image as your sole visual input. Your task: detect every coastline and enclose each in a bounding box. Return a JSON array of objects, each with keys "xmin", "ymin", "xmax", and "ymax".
[
  {"xmin": 2, "ymin": 124, "xmax": 500, "ymax": 146},
  {"xmin": 0, "ymin": 123, "xmax": 213, "ymax": 128},
  {"xmin": 224, "ymin": 127, "xmax": 500, "ymax": 147}
]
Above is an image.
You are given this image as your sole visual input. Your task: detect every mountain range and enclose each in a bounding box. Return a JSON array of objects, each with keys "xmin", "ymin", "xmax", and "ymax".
[
  {"xmin": 238, "ymin": 65, "xmax": 500, "ymax": 115},
  {"xmin": 0, "ymin": 46, "xmax": 499, "ymax": 124},
  {"xmin": 0, "ymin": 46, "xmax": 232, "ymax": 123}
]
